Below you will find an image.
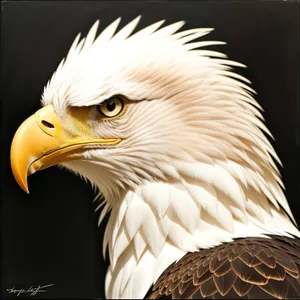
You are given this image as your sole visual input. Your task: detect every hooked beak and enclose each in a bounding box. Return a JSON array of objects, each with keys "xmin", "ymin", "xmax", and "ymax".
[{"xmin": 10, "ymin": 105, "xmax": 120, "ymax": 193}]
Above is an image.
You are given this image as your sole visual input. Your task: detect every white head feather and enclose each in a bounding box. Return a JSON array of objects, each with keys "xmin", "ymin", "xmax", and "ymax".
[{"xmin": 41, "ymin": 17, "xmax": 299, "ymax": 298}]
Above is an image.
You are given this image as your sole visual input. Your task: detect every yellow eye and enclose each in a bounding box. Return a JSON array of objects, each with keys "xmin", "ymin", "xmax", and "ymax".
[{"xmin": 97, "ymin": 96, "xmax": 124, "ymax": 118}]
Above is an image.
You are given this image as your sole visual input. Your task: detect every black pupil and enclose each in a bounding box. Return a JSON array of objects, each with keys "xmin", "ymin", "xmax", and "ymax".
[{"xmin": 106, "ymin": 99, "xmax": 116, "ymax": 112}]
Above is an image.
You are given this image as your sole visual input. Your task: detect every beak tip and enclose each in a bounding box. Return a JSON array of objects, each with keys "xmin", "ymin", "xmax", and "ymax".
[
  {"xmin": 21, "ymin": 181, "xmax": 30, "ymax": 194},
  {"xmin": 15, "ymin": 176, "xmax": 30, "ymax": 194}
]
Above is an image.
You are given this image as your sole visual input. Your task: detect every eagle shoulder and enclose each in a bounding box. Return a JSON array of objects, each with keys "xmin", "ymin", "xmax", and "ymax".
[{"xmin": 147, "ymin": 235, "xmax": 300, "ymax": 299}]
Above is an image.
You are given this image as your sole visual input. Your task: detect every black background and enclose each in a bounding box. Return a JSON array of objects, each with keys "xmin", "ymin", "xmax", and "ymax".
[{"xmin": 1, "ymin": 1, "xmax": 299, "ymax": 299}]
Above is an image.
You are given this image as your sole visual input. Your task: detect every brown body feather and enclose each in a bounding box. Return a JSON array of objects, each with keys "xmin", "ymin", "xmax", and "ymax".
[{"xmin": 147, "ymin": 236, "xmax": 300, "ymax": 299}]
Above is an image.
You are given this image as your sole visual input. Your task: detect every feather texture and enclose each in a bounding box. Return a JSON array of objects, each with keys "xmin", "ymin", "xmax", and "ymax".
[{"xmin": 148, "ymin": 236, "xmax": 300, "ymax": 299}]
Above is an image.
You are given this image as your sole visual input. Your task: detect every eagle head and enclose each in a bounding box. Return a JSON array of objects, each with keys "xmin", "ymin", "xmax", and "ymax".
[{"xmin": 10, "ymin": 17, "xmax": 268, "ymax": 199}]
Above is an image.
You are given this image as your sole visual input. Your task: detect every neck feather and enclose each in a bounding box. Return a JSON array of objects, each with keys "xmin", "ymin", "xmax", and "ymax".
[{"xmin": 102, "ymin": 159, "xmax": 299, "ymax": 298}]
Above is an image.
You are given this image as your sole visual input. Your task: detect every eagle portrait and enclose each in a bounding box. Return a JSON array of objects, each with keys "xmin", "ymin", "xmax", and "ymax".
[{"xmin": 10, "ymin": 17, "xmax": 300, "ymax": 299}]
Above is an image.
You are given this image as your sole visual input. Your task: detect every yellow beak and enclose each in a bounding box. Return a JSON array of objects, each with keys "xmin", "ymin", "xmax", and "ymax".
[{"xmin": 10, "ymin": 105, "xmax": 120, "ymax": 193}]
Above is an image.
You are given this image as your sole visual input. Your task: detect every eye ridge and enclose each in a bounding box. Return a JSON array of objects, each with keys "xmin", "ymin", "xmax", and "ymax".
[{"xmin": 97, "ymin": 96, "xmax": 124, "ymax": 118}]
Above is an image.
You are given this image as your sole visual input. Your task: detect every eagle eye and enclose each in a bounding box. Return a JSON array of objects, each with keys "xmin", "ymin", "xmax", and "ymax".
[{"xmin": 97, "ymin": 96, "xmax": 124, "ymax": 118}]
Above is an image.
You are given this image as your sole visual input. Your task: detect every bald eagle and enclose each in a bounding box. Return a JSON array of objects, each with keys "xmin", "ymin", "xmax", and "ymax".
[{"xmin": 10, "ymin": 17, "xmax": 300, "ymax": 299}]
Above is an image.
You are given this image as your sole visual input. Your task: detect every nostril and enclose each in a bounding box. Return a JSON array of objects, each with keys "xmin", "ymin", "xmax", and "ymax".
[{"xmin": 41, "ymin": 120, "xmax": 55, "ymax": 129}]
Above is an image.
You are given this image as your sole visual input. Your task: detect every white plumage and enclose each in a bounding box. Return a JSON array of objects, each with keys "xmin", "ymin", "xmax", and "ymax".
[{"xmin": 40, "ymin": 17, "xmax": 299, "ymax": 298}]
